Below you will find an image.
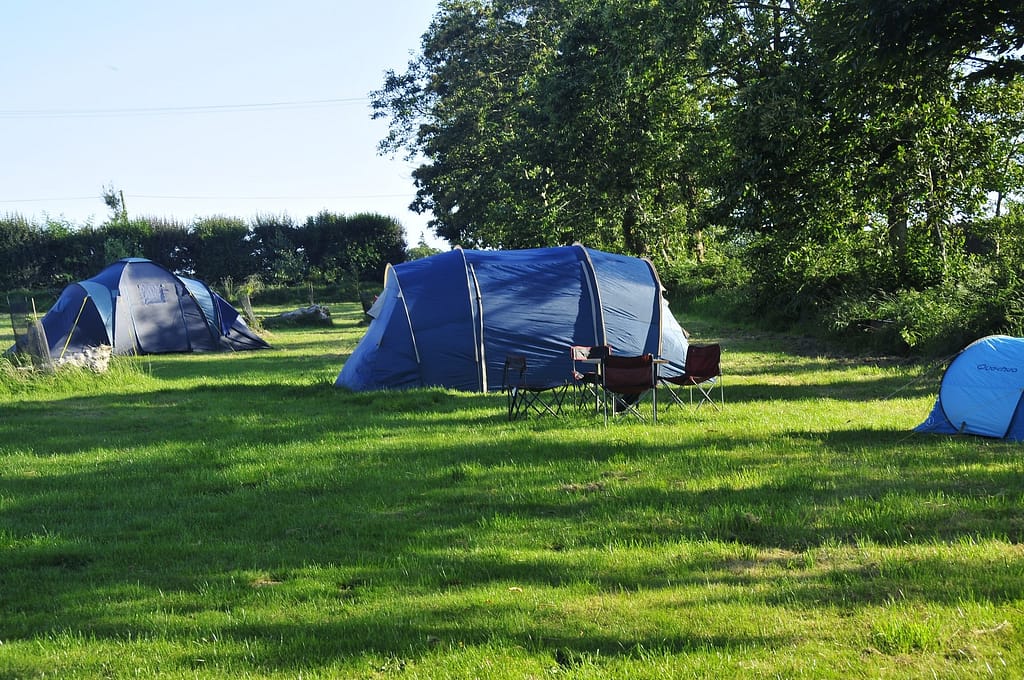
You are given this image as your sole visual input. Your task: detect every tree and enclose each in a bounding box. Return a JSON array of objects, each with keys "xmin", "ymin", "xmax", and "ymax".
[
  {"xmin": 373, "ymin": 0, "xmax": 585, "ymax": 248},
  {"xmin": 251, "ymin": 213, "xmax": 307, "ymax": 285},
  {"xmin": 301, "ymin": 212, "xmax": 407, "ymax": 283},
  {"xmin": 373, "ymin": 0, "xmax": 730, "ymax": 262},
  {"xmin": 0, "ymin": 215, "xmax": 46, "ymax": 290},
  {"xmin": 190, "ymin": 216, "xmax": 254, "ymax": 283},
  {"xmin": 821, "ymin": 0, "xmax": 1024, "ymax": 83},
  {"xmin": 809, "ymin": 0, "xmax": 1024, "ymax": 289},
  {"xmin": 540, "ymin": 0, "xmax": 727, "ymax": 259},
  {"xmin": 408, "ymin": 234, "xmax": 443, "ymax": 260},
  {"xmin": 101, "ymin": 184, "xmax": 128, "ymax": 223}
]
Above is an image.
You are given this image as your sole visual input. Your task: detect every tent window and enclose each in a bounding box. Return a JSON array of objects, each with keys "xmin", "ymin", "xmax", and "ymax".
[{"xmin": 139, "ymin": 283, "xmax": 168, "ymax": 305}]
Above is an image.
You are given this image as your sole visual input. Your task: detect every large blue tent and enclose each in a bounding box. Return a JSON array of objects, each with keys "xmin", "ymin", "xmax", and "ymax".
[
  {"xmin": 27, "ymin": 258, "xmax": 269, "ymax": 358},
  {"xmin": 336, "ymin": 245, "xmax": 689, "ymax": 392},
  {"xmin": 916, "ymin": 335, "xmax": 1024, "ymax": 440}
]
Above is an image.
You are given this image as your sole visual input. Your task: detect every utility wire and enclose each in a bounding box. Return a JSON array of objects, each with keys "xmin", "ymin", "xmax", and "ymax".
[
  {"xmin": 0, "ymin": 192, "xmax": 413, "ymax": 205},
  {"xmin": 0, "ymin": 97, "xmax": 370, "ymax": 119}
]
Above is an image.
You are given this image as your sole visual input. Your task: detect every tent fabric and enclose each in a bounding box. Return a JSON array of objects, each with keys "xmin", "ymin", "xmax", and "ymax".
[
  {"xmin": 336, "ymin": 245, "xmax": 689, "ymax": 393},
  {"xmin": 916, "ymin": 335, "xmax": 1024, "ymax": 440},
  {"xmin": 28, "ymin": 258, "xmax": 269, "ymax": 358}
]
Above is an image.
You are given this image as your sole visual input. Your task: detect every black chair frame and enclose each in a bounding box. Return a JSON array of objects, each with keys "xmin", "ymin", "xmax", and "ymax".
[{"xmin": 502, "ymin": 354, "xmax": 570, "ymax": 421}]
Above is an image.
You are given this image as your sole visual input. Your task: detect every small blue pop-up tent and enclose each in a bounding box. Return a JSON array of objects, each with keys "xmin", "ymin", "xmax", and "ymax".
[
  {"xmin": 916, "ymin": 335, "xmax": 1024, "ymax": 440},
  {"xmin": 27, "ymin": 258, "xmax": 269, "ymax": 358},
  {"xmin": 336, "ymin": 245, "xmax": 689, "ymax": 392}
]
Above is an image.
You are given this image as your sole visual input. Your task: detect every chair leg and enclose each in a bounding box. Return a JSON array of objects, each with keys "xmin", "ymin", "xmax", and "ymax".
[
  {"xmin": 660, "ymin": 381, "xmax": 686, "ymax": 409},
  {"xmin": 608, "ymin": 392, "xmax": 649, "ymax": 423},
  {"xmin": 513, "ymin": 385, "xmax": 570, "ymax": 419},
  {"xmin": 510, "ymin": 386, "xmax": 532, "ymax": 420},
  {"xmin": 576, "ymin": 381, "xmax": 603, "ymax": 414},
  {"xmin": 691, "ymin": 378, "xmax": 723, "ymax": 412}
]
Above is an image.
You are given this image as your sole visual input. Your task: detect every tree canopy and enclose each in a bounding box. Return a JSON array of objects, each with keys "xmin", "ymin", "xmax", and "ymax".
[{"xmin": 372, "ymin": 0, "xmax": 1024, "ymax": 352}]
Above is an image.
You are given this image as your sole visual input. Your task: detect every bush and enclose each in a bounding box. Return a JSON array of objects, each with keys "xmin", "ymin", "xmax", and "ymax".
[
  {"xmin": 827, "ymin": 265, "xmax": 1023, "ymax": 357},
  {"xmin": 255, "ymin": 282, "xmax": 362, "ymax": 306},
  {"xmin": 657, "ymin": 247, "xmax": 749, "ymax": 304}
]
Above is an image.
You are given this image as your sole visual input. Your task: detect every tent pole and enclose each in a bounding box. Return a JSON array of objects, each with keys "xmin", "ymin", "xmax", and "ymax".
[
  {"xmin": 468, "ymin": 265, "xmax": 486, "ymax": 392},
  {"xmin": 574, "ymin": 244, "xmax": 606, "ymax": 346},
  {"xmin": 59, "ymin": 296, "xmax": 91, "ymax": 360}
]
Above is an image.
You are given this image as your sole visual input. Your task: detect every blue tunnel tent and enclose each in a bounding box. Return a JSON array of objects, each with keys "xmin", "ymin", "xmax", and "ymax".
[
  {"xmin": 31, "ymin": 258, "xmax": 269, "ymax": 358},
  {"xmin": 337, "ymin": 245, "xmax": 689, "ymax": 392},
  {"xmin": 916, "ymin": 335, "xmax": 1024, "ymax": 440}
]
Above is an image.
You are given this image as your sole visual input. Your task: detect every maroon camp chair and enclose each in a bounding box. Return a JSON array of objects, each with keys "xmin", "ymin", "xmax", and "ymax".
[
  {"xmin": 661, "ymin": 343, "xmax": 723, "ymax": 411},
  {"xmin": 571, "ymin": 344, "xmax": 611, "ymax": 412},
  {"xmin": 601, "ymin": 353, "xmax": 657, "ymax": 424}
]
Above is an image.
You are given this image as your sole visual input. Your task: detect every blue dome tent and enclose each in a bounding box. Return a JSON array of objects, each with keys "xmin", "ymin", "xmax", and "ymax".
[
  {"xmin": 337, "ymin": 245, "xmax": 689, "ymax": 392},
  {"xmin": 916, "ymin": 335, "xmax": 1024, "ymax": 440},
  {"xmin": 26, "ymin": 258, "xmax": 269, "ymax": 358}
]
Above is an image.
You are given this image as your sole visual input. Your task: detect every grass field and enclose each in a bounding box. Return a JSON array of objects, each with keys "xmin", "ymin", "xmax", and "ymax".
[{"xmin": 2, "ymin": 303, "xmax": 1023, "ymax": 678}]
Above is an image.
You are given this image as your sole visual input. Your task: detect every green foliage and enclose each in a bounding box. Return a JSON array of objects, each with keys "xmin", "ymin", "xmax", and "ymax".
[
  {"xmin": 99, "ymin": 218, "xmax": 152, "ymax": 262},
  {"xmin": 142, "ymin": 216, "xmax": 193, "ymax": 272},
  {"xmin": 828, "ymin": 258, "xmax": 1024, "ymax": 355},
  {"xmin": 256, "ymin": 282, "xmax": 360, "ymax": 305},
  {"xmin": 301, "ymin": 211, "xmax": 407, "ymax": 283},
  {"xmin": 407, "ymin": 234, "xmax": 443, "ymax": 260},
  {"xmin": 656, "ymin": 232, "xmax": 749, "ymax": 303},
  {"xmin": 820, "ymin": 0, "xmax": 1024, "ymax": 83},
  {"xmin": 191, "ymin": 215, "xmax": 253, "ymax": 282},
  {"xmin": 370, "ymin": 0, "xmax": 1024, "ymax": 354},
  {"xmin": 251, "ymin": 213, "xmax": 306, "ymax": 285},
  {"xmin": 0, "ymin": 214, "xmax": 45, "ymax": 291}
]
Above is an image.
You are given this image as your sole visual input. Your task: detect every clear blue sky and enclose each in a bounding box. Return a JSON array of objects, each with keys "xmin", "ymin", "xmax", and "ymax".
[{"xmin": 0, "ymin": 0, "xmax": 443, "ymax": 246}]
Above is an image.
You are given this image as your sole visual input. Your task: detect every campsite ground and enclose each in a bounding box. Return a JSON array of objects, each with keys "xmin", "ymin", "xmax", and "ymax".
[{"xmin": 2, "ymin": 303, "xmax": 1023, "ymax": 678}]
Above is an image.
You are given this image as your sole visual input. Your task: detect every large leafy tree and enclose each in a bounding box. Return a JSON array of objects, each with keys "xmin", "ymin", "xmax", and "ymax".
[
  {"xmin": 810, "ymin": 0, "xmax": 1024, "ymax": 285},
  {"xmin": 373, "ymin": 0, "xmax": 728, "ymax": 258},
  {"xmin": 373, "ymin": 0, "xmax": 586, "ymax": 249},
  {"xmin": 823, "ymin": 0, "xmax": 1023, "ymax": 83},
  {"xmin": 541, "ymin": 0, "xmax": 727, "ymax": 259},
  {"xmin": 696, "ymin": 0, "xmax": 1024, "ymax": 324}
]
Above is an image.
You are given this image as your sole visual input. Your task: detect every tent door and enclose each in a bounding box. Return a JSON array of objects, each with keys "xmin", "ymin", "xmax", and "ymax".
[{"xmin": 124, "ymin": 281, "xmax": 189, "ymax": 353}]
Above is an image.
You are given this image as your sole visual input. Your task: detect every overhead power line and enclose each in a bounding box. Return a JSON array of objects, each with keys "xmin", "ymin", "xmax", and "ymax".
[
  {"xmin": 0, "ymin": 97, "xmax": 371, "ymax": 119},
  {"xmin": 0, "ymin": 192, "xmax": 413, "ymax": 205}
]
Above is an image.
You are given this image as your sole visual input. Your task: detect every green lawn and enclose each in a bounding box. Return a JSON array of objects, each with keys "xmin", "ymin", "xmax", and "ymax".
[{"xmin": 2, "ymin": 304, "xmax": 1022, "ymax": 678}]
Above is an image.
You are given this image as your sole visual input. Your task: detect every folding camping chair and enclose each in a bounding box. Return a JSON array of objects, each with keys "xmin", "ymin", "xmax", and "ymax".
[
  {"xmin": 661, "ymin": 343, "xmax": 723, "ymax": 411},
  {"xmin": 502, "ymin": 354, "xmax": 570, "ymax": 421},
  {"xmin": 601, "ymin": 354, "xmax": 658, "ymax": 424},
  {"xmin": 571, "ymin": 345, "xmax": 611, "ymax": 412},
  {"xmin": 6, "ymin": 296, "xmax": 52, "ymax": 369}
]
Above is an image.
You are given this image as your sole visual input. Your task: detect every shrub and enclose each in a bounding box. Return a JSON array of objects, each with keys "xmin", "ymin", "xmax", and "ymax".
[{"xmin": 827, "ymin": 264, "xmax": 1023, "ymax": 356}]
